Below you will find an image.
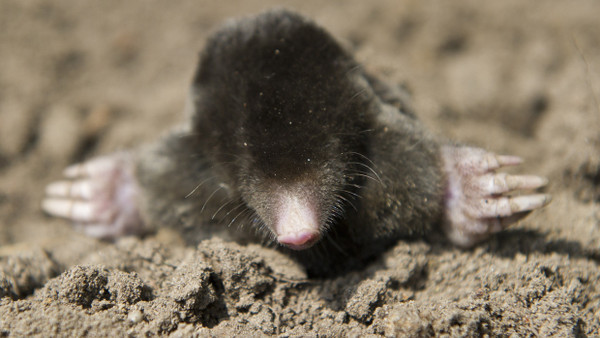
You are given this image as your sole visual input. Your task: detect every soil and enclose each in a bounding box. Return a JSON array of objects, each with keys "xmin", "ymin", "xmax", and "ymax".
[{"xmin": 1, "ymin": 0, "xmax": 599, "ymax": 336}]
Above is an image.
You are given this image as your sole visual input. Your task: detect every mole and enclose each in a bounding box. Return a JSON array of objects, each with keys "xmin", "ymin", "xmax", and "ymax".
[{"xmin": 42, "ymin": 9, "xmax": 550, "ymax": 276}]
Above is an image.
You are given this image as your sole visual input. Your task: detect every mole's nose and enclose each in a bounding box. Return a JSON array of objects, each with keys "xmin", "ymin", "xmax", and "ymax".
[
  {"xmin": 278, "ymin": 231, "xmax": 320, "ymax": 250},
  {"xmin": 274, "ymin": 191, "xmax": 321, "ymax": 250}
]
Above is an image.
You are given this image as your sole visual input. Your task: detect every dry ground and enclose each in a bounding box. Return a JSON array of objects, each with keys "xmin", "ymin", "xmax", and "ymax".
[{"xmin": 1, "ymin": 0, "xmax": 599, "ymax": 336}]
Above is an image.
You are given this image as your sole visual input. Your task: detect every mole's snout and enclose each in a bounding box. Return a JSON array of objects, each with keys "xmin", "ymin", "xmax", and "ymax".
[
  {"xmin": 278, "ymin": 230, "xmax": 320, "ymax": 250},
  {"xmin": 274, "ymin": 192, "xmax": 322, "ymax": 250}
]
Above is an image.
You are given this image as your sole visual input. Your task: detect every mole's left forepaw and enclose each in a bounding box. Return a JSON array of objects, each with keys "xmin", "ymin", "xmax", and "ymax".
[{"xmin": 441, "ymin": 145, "xmax": 551, "ymax": 247}]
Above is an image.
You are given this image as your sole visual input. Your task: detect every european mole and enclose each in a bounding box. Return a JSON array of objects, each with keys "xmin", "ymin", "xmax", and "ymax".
[{"xmin": 42, "ymin": 9, "xmax": 550, "ymax": 276}]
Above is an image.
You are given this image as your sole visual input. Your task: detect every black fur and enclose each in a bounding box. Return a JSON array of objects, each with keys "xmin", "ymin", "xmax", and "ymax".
[{"xmin": 136, "ymin": 9, "xmax": 444, "ymax": 276}]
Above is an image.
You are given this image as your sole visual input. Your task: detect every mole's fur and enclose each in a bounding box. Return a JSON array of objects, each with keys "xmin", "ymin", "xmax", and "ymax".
[
  {"xmin": 136, "ymin": 10, "xmax": 443, "ymax": 275},
  {"xmin": 42, "ymin": 9, "xmax": 550, "ymax": 277}
]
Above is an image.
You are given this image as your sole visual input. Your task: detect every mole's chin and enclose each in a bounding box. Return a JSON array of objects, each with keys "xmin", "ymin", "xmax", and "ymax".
[{"xmin": 277, "ymin": 231, "xmax": 320, "ymax": 250}]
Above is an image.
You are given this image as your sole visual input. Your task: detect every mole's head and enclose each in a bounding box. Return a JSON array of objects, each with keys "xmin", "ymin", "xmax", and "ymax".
[
  {"xmin": 230, "ymin": 51, "xmax": 372, "ymax": 250},
  {"xmin": 235, "ymin": 98, "xmax": 370, "ymax": 250},
  {"xmin": 193, "ymin": 9, "xmax": 374, "ymax": 250}
]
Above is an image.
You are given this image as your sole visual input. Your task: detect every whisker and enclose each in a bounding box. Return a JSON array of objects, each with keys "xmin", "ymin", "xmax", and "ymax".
[
  {"xmin": 200, "ymin": 185, "xmax": 225, "ymax": 213},
  {"xmin": 240, "ymin": 208, "xmax": 260, "ymax": 232},
  {"xmin": 262, "ymin": 226, "xmax": 278, "ymax": 244},
  {"xmin": 248, "ymin": 215, "xmax": 278, "ymax": 245},
  {"xmin": 345, "ymin": 183, "xmax": 363, "ymax": 189},
  {"xmin": 185, "ymin": 176, "xmax": 217, "ymax": 198},
  {"xmin": 349, "ymin": 88, "xmax": 368, "ymax": 102},
  {"xmin": 228, "ymin": 208, "xmax": 251, "ymax": 228},
  {"xmin": 335, "ymin": 193, "xmax": 358, "ymax": 212},
  {"xmin": 323, "ymin": 200, "xmax": 346, "ymax": 232},
  {"xmin": 258, "ymin": 227, "xmax": 277, "ymax": 246},
  {"xmin": 404, "ymin": 137, "xmax": 424, "ymax": 151},
  {"xmin": 345, "ymin": 63, "xmax": 363, "ymax": 75},
  {"xmin": 348, "ymin": 172, "xmax": 384, "ymax": 186},
  {"xmin": 345, "ymin": 151, "xmax": 378, "ymax": 168},
  {"xmin": 347, "ymin": 161, "xmax": 384, "ymax": 185},
  {"xmin": 338, "ymin": 189, "xmax": 361, "ymax": 199},
  {"xmin": 211, "ymin": 199, "xmax": 234, "ymax": 220},
  {"xmin": 224, "ymin": 201, "xmax": 247, "ymax": 217}
]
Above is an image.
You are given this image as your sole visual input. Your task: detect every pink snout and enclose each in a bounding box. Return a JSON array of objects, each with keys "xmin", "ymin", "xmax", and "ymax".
[{"xmin": 277, "ymin": 230, "xmax": 320, "ymax": 250}]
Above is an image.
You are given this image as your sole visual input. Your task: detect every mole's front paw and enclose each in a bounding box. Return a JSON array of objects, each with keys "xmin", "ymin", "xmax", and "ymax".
[
  {"xmin": 42, "ymin": 152, "xmax": 144, "ymax": 238},
  {"xmin": 441, "ymin": 145, "xmax": 551, "ymax": 247}
]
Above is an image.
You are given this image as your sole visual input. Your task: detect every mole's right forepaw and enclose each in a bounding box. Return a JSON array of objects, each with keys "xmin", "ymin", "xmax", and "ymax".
[
  {"xmin": 441, "ymin": 146, "xmax": 551, "ymax": 248},
  {"xmin": 42, "ymin": 152, "xmax": 145, "ymax": 239}
]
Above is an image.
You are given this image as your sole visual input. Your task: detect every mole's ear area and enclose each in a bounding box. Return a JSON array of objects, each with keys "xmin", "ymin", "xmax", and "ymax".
[{"xmin": 440, "ymin": 145, "xmax": 551, "ymax": 248}]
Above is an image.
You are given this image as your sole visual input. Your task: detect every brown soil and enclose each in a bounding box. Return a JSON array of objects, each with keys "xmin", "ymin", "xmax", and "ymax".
[{"xmin": 1, "ymin": 0, "xmax": 599, "ymax": 336}]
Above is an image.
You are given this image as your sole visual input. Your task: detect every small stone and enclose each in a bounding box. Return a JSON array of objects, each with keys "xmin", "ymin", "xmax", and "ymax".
[{"xmin": 128, "ymin": 309, "xmax": 144, "ymax": 323}]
